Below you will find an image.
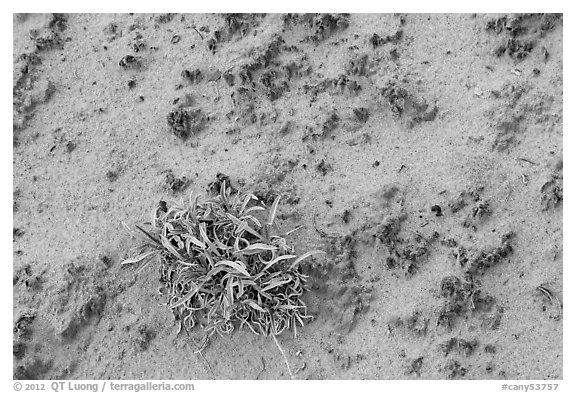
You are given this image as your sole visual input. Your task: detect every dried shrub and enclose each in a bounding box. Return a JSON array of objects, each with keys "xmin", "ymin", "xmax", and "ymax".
[{"xmin": 122, "ymin": 184, "xmax": 322, "ymax": 348}]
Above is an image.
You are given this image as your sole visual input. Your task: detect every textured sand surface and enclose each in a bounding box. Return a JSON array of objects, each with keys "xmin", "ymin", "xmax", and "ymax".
[{"xmin": 13, "ymin": 13, "xmax": 562, "ymax": 379}]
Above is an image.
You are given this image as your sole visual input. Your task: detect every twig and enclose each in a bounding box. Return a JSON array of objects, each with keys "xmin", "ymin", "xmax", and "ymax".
[
  {"xmin": 272, "ymin": 334, "xmax": 294, "ymax": 380},
  {"xmin": 518, "ymin": 157, "xmax": 537, "ymax": 165},
  {"xmin": 193, "ymin": 26, "xmax": 204, "ymax": 40},
  {"xmin": 295, "ymin": 362, "xmax": 307, "ymax": 374},
  {"xmin": 285, "ymin": 225, "xmax": 304, "ymax": 236},
  {"xmin": 182, "ymin": 323, "xmax": 216, "ymax": 380}
]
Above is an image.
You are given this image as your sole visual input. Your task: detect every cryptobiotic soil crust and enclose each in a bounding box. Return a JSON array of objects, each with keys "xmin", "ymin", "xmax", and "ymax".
[{"xmin": 13, "ymin": 13, "xmax": 562, "ymax": 379}]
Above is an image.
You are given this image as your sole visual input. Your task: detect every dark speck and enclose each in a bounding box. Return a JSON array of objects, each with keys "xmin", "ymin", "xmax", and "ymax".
[
  {"xmin": 431, "ymin": 205, "xmax": 443, "ymax": 216},
  {"xmin": 106, "ymin": 170, "xmax": 119, "ymax": 182},
  {"xmin": 66, "ymin": 141, "xmax": 76, "ymax": 153},
  {"xmin": 342, "ymin": 209, "xmax": 351, "ymax": 224}
]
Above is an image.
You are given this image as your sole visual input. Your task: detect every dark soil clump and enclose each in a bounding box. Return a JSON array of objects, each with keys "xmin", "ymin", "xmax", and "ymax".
[
  {"xmin": 486, "ymin": 14, "xmax": 562, "ymax": 61},
  {"xmin": 166, "ymin": 108, "xmax": 207, "ymax": 140},
  {"xmin": 164, "ymin": 170, "xmax": 191, "ymax": 194}
]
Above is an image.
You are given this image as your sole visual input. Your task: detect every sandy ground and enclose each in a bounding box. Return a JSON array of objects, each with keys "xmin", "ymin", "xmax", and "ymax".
[{"xmin": 12, "ymin": 13, "xmax": 562, "ymax": 380}]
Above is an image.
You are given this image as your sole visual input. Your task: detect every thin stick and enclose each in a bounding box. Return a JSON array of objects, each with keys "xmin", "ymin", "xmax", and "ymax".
[
  {"xmin": 272, "ymin": 334, "xmax": 294, "ymax": 380},
  {"xmin": 518, "ymin": 157, "xmax": 537, "ymax": 165},
  {"xmin": 182, "ymin": 323, "xmax": 216, "ymax": 380},
  {"xmin": 193, "ymin": 26, "xmax": 204, "ymax": 40},
  {"xmin": 285, "ymin": 225, "xmax": 304, "ymax": 236}
]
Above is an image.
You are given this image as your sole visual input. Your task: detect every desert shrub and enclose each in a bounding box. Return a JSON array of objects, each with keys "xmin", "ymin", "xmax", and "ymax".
[{"xmin": 122, "ymin": 184, "xmax": 321, "ymax": 349}]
